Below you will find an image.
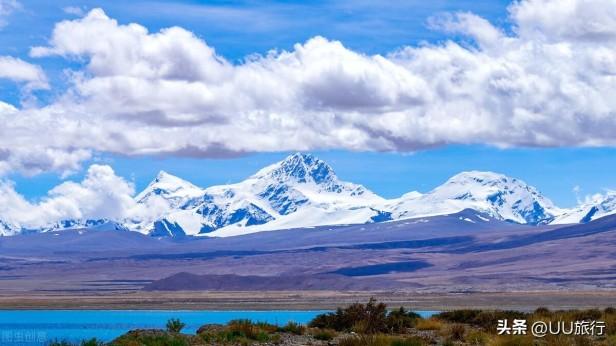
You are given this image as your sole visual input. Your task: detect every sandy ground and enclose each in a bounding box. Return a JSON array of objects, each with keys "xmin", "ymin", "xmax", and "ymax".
[{"xmin": 0, "ymin": 290, "xmax": 615, "ymax": 311}]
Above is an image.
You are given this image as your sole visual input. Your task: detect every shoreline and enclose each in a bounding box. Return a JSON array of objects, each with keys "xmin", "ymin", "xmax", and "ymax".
[{"xmin": 1, "ymin": 290, "xmax": 615, "ymax": 311}]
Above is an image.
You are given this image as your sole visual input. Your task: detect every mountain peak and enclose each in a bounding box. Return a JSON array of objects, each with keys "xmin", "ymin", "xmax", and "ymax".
[
  {"xmin": 154, "ymin": 170, "xmax": 180, "ymax": 183},
  {"xmin": 445, "ymin": 171, "xmax": 511, "ymax": 185},
  {"xmin": 149, "ymin": 170, "xmax": 197, "ymax": 187},
  {"xmin": 253, "ymin": 152, "xmax": 337, "ymax": 185},
  {"xmin": 135, "ymin": 171, "xmax": 201, "ymax": 204},
  {"xmin": 448, "ymin": 171, "xmax": 556, "ymax": 224}
]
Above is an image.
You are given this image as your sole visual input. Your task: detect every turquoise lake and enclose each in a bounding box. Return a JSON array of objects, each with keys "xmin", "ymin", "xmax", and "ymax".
[{"xmin": 0, "ymin": 310, "xmax": 437, "ymax": 345}]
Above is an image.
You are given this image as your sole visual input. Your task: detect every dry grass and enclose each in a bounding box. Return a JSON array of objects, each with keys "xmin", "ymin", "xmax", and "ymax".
[{"xmin": 415, "ymin": 318, "xmax": 443, "ymax": 331}]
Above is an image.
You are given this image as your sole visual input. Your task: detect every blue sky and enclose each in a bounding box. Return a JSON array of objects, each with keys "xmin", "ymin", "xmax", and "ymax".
[{"xmin": 2, "ymin": 0, "xmax": 615, "ymax": 208}]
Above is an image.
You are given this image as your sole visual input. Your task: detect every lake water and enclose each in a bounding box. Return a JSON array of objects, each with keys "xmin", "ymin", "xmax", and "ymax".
[{"xmin": 0, "ymin": 310, "xmax": 438, "ymax": 345}]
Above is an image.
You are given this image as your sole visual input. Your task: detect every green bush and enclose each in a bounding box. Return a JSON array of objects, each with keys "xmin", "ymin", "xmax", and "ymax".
[
  {"xmin": 226, "ymin": 319, "xmax": 277, "ymax": 341},
  {"xmin": 165, "ymin": 318, "xmax": 186, "ymax": 333},
  {"xmin": 386, "ymin": 307, "xmax": 421, "ymax": 333},
  {"xmin": 254, "ymin": 330, "xmax": 271, "ymax": 342}
]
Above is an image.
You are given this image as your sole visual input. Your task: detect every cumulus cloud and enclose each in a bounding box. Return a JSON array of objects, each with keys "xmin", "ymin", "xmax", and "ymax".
[
  {"xmin": 0, "ymin": 164, "xmax": 172, "ymax": 228},
  {"xmin": 0, "ymin": 0, "xmax": 616, "ymax": 175},
  {"xmin": 0, "ymin": 56, "xmax": 48, "ymax": 89}
]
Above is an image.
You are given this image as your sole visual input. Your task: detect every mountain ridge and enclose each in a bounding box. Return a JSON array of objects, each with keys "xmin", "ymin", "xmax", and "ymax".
[
  {"xmin": 385, "ymin": 171, "xmax": 560, "ymax": 225},
  {"xmin": 0, "ymin": 153, "xmax": 612, "ymax": 237}
]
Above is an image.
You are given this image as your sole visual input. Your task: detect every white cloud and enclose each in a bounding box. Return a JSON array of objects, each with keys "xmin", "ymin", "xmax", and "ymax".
[
  {"xmin": 0, "ymin": 0, "xmax": 19, "ymax": 28},
  {"xmin": 510, "ymin": 0, "xmax": 616, "ymax": 42},
  {"xmin": 0, "ymin": 0, "xmax": 615, "ymax": 175},
  {"xmin": 0, "ymin": 164, "xmax": 173, "ymax": 229},
  {"xmin": 0, "ymin": 56, "xmax": 48, "ymax": 89}
]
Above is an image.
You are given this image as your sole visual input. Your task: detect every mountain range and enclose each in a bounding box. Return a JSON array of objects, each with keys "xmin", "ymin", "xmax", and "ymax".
[{"xmin": 0, "ymin": 153, "xmax": 614, "ymax": 237}]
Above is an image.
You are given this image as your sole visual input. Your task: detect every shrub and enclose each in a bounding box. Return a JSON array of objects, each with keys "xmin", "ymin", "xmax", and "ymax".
[
  {"xmin": 166, "ymin": 318, "xmax": 186, "ymax": 333},
  {"xmin": 363, "ymin": 298, "xmax": 389, "ymax": 334},
  {"xmin": 228, "ymin": 319, "xmax": 258, "ymax": 338},
  {"xmin": 279, "ymin": 321, "xmax": 306, "ymax": 335},
  {"xmin": 226, "ymin": 319, "xmax": 277, "ymax": 341},
  {"xmin": 308, "ymin": 298, "xmax": 390, "ymax": 333},
  {"xmin": 309, "ymin": 310, "xmax": 337, "ymax": 329},
  {"xmin": 254, "ymin": 330, "xmax": 271, "ymax": 343},
  {"xmin": 386, "ymin": 307, "xmax": 421, "ymax": 333}
]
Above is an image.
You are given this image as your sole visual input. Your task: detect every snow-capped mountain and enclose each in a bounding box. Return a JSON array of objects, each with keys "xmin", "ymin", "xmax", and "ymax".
[
  {"xmin": 135, "ymin": 170, "xmax": 203, "ymax": 208},
  {"xmin": 385, "ymin": 171, "xmax": 560, "ymax": 225},
  {"xmin": 552, "ymin": 192, "xmax": 616, "ymax": 224},
  {"xmin": 157, "ymin": 153, "xmax": 386, "ymax": 237},
  {"xmin": 0, "ymin": 220, "xmax": 19, "ymax": 236},
  {"xmin": 2, "ymin": 152, "xmax": 614, "ymax": 237}
]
